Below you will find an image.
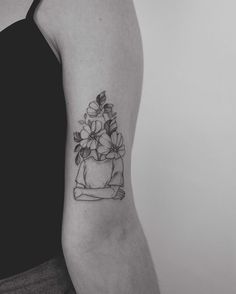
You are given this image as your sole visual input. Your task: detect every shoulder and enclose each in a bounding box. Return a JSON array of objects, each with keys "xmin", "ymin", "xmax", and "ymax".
[
  {"xmin": 34, "ymin": 0, "xmax": 141, "ymax": 66},
  {"xmin": 35, "ymin": 0, "xmax": 134, "ymax": 31},
  {"xmin": 35, "ymin": 0, "xmax": 136, "ymax": 45}
]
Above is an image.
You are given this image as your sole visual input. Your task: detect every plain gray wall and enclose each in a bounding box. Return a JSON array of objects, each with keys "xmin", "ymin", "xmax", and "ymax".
[{"xmin": 132, "ymin": 1, "xmax": 236, "ymax": 293}]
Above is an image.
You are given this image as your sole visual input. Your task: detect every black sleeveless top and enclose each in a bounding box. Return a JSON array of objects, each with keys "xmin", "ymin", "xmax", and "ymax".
[{"xmin": 0, "ymin": 0, "xmax": 67, "ymax": 279}]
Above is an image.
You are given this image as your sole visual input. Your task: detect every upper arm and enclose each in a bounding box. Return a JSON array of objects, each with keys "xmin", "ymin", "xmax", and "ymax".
[{"xmin": 36, "ymin": 0, "xmax": 143, "ymax": 247}]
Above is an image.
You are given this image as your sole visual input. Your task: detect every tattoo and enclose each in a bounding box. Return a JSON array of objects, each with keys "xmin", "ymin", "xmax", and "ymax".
[{"xmin": 73, "ymin": 91, "xmax": 126, "ymax": 201}]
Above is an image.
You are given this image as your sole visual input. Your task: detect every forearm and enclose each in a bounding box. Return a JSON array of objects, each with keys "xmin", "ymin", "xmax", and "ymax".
[
  {"xmin": 74, "ymin": 186, "xmax": 118, "ymax": 200},
  {"xmin": 63, "ymin": 219, "xmax": 160, "ymax": 294}
]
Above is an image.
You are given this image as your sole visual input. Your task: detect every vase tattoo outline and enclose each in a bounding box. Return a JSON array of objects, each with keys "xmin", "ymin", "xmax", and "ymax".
[{"xmin": 73, "ymin": 91, "xmax": 125, "ymax": 201}]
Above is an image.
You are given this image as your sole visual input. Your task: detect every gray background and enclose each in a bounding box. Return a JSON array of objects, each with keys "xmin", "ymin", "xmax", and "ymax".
[{"xmin": 132, "ymin": 0, "xmax": 236, "ymax": 293}]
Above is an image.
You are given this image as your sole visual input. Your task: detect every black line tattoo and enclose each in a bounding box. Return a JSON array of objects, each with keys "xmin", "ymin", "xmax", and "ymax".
[{"xmin": 73, "ymin": 91, "xmax": 125, "ymax": 201}]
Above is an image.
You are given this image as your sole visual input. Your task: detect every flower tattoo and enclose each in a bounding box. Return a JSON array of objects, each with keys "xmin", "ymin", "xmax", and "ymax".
[
  {"xmin": 80, "ymin": 121, "xmax": 105, "ymax": 150},
  {"xmin": 98, "ymin": 132, "xmax": 125, "ymax": 159},
  {"xmin": 73, "ymin": 91, "xmax": 125, "ymax": 201}
]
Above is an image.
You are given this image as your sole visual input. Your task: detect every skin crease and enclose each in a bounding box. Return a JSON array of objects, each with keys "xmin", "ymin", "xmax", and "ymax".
[{"xmin": 0, "ymin": 1, "xmax": 160, "ymax": 293}]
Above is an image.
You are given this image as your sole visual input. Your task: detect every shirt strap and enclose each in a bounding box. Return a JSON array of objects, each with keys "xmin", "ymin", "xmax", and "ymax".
[{"xmin": 26, "ymin": 0, "xmax": 41, "ymax": 20}]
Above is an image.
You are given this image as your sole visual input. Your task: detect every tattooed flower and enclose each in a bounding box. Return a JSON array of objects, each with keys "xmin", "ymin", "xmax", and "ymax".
[
  {"xmin": 80, "ymin": 120, "xmax": 105, "ymax": 150},
  {"xmin": 87, "ymin": 101, "xmax": 104, "ymax": 118},
  {"xmin": 98, "ymin": 132, "xmax": 125, "ymax": 159}
]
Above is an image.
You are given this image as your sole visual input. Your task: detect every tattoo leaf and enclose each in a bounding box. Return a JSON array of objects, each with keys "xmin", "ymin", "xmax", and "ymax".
[
  {"xmin": 75, "ymin": 152, "xmax": 81, "ymax": 166},
  {"xmin": 87, "ymin": 120, "xmax": 92, "ymax": 128},
  {"xmin": 104, "ymin": 118, "xmax": 117, "ymax": 136},
  {"xmin": 74, "ymin": 144, "xmax": 81, "ymax": 153},
  {"xmin": 74, "ymin": 132, "xmax": 82, "ymax": 143},
  {"xmin": 96, "ymin": 91, "xmax": 106, "ymax": 106},
  {"xmin": 80, "ymin": 147, "xmax": 91, "ymax": 159},
  {"xmin": 103, "ymin": 103, "xmax": 113, "ymax": 113}
]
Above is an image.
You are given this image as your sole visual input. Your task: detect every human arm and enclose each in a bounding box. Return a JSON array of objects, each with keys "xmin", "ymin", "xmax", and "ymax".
[
  {"xmin": 74, "ymin": 186, "xmax": 125, "ymax": 201},
  {"xmin": 35, "ymin": 0, "xmax": 160, "ymax": 293}
]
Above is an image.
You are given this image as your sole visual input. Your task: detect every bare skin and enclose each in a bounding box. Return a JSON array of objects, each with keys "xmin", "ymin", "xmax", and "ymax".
[
  {"xmin": 0, "ymin": 1, "xmax": 160, "ymax": 293},
  {"xmin": 0, "ymin": 0, "xmax": 31, "ymax": 31}
]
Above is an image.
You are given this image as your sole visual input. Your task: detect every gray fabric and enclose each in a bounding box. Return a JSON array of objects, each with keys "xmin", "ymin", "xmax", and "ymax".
[{"xmin": 0, "ymin": 257, "xmax": 76, "ymax": 294}]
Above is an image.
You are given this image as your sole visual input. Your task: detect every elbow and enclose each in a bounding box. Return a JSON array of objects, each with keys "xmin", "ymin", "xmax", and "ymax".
[{"xmin": 62, "ymin": 207, "xmax": 139, "ymax": 257}]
